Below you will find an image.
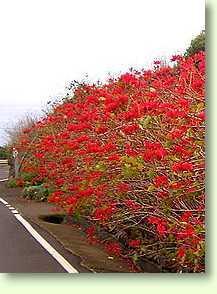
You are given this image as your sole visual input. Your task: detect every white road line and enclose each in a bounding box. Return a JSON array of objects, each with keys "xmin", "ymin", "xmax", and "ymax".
[
  {"xmin": 0, "ymin": 178, "xmax": 9, "ymax": 182},
  {"xmin": 14, "ymin": 214, "xmax": 79, "ymax": 273},
  {"xmin": 11, "ymin": 210, "xmax": 19, "ymax": 214},
  {"xmin": 8, "ymin": 207, "xmax": 15, "ymax": 210},
  {"xmin": 0, "ymin": 198, "xmax": 8, "ymax": 205}
]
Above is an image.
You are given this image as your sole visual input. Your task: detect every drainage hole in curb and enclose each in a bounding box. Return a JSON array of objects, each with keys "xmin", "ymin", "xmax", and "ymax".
[{"xmin": 39, "ymin": 214, "xmax": 66, "ymax": 224}]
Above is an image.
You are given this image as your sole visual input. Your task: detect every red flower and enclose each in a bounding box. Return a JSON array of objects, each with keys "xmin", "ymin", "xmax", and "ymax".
[
  {"xmin": 177, "ymin": 224, "xmax": 195, "ymax": 239},
  {"xmin": 48, "ymin": 191, "xmax": 64, "ymax": 203},
  {"xmin": 128, "ymin": 239, "xmax": 141, "ymax": 248},
  {"xmin": 86, "ymin": 142, "xmax": 102, "ymax": 153},
  {"xmin": 172, "ymin": 162, "xmax": 193, "ymax": 173},
  {"xmin": 125, "ymin": 143, "xmax": 139, "ymax": 157},
  {"xmin": 78, "ymin": 187, "xmax": 95, "ymax": 198},
  {"xmin": 122, "ymin": 124, "xmax": 139, "ymax": 135},
  {"xmin": 147, "ymin": 216, "xmax": 161, "ymax": 225},
  {"xmin": 76, "ymin": 135, "xmax": 90, "ymax": 143},
  {"xmin": 66, "ymin": 196, "xmax": 77, "ymax": 205},
  {"xmin": 148, "ymin": 216, "xmax": 167, "ymax": 236},
  {"xmin": 198, "ymin": 111, "xmax": 205, "ymax": 120},
  {"xmin": 169, "ymin": 128, "xmax": 186, "ymax": 140},
  {"xmin": 88, "ymin": 171, "xmax": 103, "ymax": 181},
  {"xmin": 35, "ymin": 152, "xmax": 44, "ymax": 159},
  {"xmin": 108, "ymin": 154, "xmax": 120, "ymax": 161},
  {"xmin": 16, "ymin": 178, "xmax": 24, "ymax": 187},
  {"xmin": 177, "ymin": 247, "xmax": 186, "ymax": 258},
  {"xmin": 157, "ymin": 222, "xmax": 167, "ymax": 236},
  {"xmin": 86, "ymin": 225, "xmax": 96, "ymax": 237},
  {"xmin": 105, "ymin": 242, "xmax": 122, "ymax": 256},
  {"xmin": 103, "ymin": 142, "xmax": 117, "ymax": 153},
  {"xmin": 116, "ymin": 182, "xmax": 131, "ymax": 193},
  {"xmin": 93, "ymin": 205, "xmax": 116, "ymax": 221},
  {"xmin": 180, "ymin": 211, "xmax": 192, "ymax": 222},
  {"xmin": 124, "ymin": 200, "xmax": 141, "ymax": 211},
  {"xmin": 153, "ymin": 175, "xmax": 168, "ymax": 188},
  {"xmin": 157, "ymin": 191, "xmax": 169, "ymax": 198},
  {"xmin": 120, "ymin": 73, "xmax": 139, "ymax": 86},
  {"xmin": 55, "ymin": 178, "xmax": 65, "ymax": 186}
]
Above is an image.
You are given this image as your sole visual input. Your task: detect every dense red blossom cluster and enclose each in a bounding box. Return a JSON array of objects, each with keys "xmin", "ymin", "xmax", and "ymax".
[{"xmin": 16, "ymin": 52, "xmax": 205, "ymax": 272}]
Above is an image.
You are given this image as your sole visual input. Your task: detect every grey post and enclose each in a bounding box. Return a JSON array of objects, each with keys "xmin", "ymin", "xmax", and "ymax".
[{"xmin": 13, "ymin": 148, "xmax": 19, "ymax": 179}]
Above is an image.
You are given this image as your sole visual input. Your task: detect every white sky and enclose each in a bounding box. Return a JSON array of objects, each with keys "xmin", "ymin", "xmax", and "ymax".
[{"xmin": 0, "ymin": 0, "xmax": 205, "ymax": 145}]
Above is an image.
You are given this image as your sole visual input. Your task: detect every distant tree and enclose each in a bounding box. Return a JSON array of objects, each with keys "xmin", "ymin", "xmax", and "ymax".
[
  {"xmin": 5, "ymin": 113, "xmax": 38, "ymax": 146},
  {"xmin": 185, "ymin": 30, "xmax": 205, "ymax": 57}
]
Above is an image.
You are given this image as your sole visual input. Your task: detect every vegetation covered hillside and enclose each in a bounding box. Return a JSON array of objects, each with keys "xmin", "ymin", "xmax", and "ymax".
[{"xmin": 14, "ymin": 51, "xmax": 205, "ymax": 272}]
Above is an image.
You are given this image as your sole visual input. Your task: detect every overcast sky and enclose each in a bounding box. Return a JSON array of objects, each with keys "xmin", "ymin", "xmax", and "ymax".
[{"xmin": 0, "ymin": 0, "xmax": 205, "ymax": 145}]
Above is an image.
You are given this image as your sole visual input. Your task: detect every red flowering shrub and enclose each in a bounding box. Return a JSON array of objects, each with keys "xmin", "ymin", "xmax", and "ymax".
[{"xmin": 15, "ymin": 52, "xmax": 205, "ymax": 272}]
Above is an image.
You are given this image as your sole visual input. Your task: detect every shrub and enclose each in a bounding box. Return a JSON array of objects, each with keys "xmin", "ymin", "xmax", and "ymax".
[
  {"xmin": 15, "ymin": 52, "xmax": 205, "ymax": 272},
  {"xmin": 22, "ymin": 184, "xmax": 50, "ymax": 201},
  {"xmin": 0, "ymin": 146, "xmax": 9, "ymax": 159},
  {"xmin": 7, "ymin": 178, "xmax": 18, "ymax": 188},
  {"xmin": 185, "ymin": 30, "xmax": 205, "ymax": 57}
]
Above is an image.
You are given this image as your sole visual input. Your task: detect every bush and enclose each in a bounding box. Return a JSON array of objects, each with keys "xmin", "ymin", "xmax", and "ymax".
[
  {"xmin": 22, "ymin": 184, "xmax": 50, "ymax": 201},
  {"xmin": 7, "ymin": 178, "xmax": 24, "ymax": 188},
  {"xmin": 7, "ymin": 178, "xmax": 18, "ymax": 188},
  {"xmin": 0, "ymin": 146, "xmax": 9, "ymax": 159},
  {"xmin": 15, "ymin": 52, "xmax": 205, "ymax": 272},
  {"xmin": 185, "ymin": 30, "xmax": 205, "ymax": 57}
]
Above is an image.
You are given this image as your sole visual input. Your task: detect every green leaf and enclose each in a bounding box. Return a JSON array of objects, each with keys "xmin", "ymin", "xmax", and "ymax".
[
  {"xmin": 147, "ymin": 185, "xmax": 156, "ymax": 192},
  {"xmin": 94, "ymin": 162, "xmax": 107, "ymax": 172},
  {"xmin": 139, "ymin": 115, "xmax": 152, "ymax": 128},
  {"xmin": 132, "ymin": 254, "xmax": 139, "ymax": 262},
  {"xmin": 164, "ymin": 140, "xmax": 173, "ymax": 148},
  {"xmin": 197, "ymin": 102, "xmax": 205, "ymax": 112},
  {"xmin": 146, "ymin": 169, "xmax": 156, "ymax": 179},
  {"xmin": 122, "ymin": 165, "xmax": 139, "ymax": 179}
]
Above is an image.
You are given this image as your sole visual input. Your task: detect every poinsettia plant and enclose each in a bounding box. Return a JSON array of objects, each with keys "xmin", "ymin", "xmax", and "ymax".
[{"xmin": 15, "ymin": 51, "xmax": 205, "ymax": 272}]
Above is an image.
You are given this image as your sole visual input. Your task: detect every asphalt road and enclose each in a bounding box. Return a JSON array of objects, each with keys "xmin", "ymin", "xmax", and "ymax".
[
  {"xmin": 0, "ymin": 198, "xmax": 91, "ymax": 273},
  {"xmin": 0, "ymin": 163, "xmax": 9, "ymax": 180},
  {"xmin": 0, "ymin": 202, "xmax": 70, "ymax": 273}
]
